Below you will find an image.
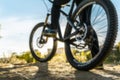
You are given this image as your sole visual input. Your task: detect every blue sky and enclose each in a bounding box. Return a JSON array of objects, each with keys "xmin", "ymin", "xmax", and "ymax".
[{"xmin": 0, "ymin": 0, "xmax": 120, "ymax": 57}]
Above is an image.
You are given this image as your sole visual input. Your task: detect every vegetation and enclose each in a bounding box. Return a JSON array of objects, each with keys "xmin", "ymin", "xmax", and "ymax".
[
  {"xmin": 0, "ymin": 42, "xmax": 120, "ymax": 65},
  {"xmin": 72, "ymin": 50, "xmax": 92, "ymax": 63},
  {"xmin": 105, "ymin": 42, "xmax": 120, "ymax": 64},
  {"xmin": 16, "ymin": 51, "xmax": 37, "ymax": 63},
  {"xmin": 0, "ymin": 51, "xmax": 37, "ymax": 64}
]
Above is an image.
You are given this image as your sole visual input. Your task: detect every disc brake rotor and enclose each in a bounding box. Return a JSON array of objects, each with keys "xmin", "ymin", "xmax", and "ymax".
[{"xmin": 36, "ymin": 36, "xmax": 48, "ymax": 48}]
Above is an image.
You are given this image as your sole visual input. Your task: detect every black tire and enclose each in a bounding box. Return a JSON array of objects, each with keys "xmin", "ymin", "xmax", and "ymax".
[
  {"xmin": 29, "ymin": 23, "xmax": 57, "ymax": 62},
  {"xmin": 65, "ymin": 0, "xmax": 118, "ymax": 70}
]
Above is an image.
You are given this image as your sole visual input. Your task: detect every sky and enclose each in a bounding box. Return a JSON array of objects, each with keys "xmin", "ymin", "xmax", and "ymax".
[{"xmin": 0, "ymin": 0, "xmax": 120, "ymax": 57}]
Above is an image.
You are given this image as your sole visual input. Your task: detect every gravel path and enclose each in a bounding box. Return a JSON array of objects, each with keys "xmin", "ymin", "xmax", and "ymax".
[{"xmin": 0, "ymin": 62, "xmax": 120, "ymax": 80}]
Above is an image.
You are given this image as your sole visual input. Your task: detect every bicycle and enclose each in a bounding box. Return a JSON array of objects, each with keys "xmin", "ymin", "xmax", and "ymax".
[{"xmin": 29, "ymin": 0, "xmax": 118, "ymax": 70}]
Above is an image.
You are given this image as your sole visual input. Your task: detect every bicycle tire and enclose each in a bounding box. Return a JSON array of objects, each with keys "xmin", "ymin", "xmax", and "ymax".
[
  {"xmin": 29, "ymin": 22, "xmax": 57, "ymax": 62},
  {"xmin": 64, "ymin": 0, "xmax": 118, "ymax": 70}
]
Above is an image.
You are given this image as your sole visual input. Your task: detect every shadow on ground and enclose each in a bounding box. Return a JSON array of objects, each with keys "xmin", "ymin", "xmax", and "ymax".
[{"xmin": 0, "ymin": 62, "xmax": 120, "ymax": 80}]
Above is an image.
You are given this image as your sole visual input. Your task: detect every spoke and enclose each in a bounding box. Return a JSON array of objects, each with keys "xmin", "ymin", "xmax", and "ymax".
[
  {"xmin": 92, "ymin": 6, "xmax": 103, "ymax": 24},
  {"xmin": 92, "ymin": 6, "xmax": 101, "ymax": 24},
  {"xmin": 93, "ymin": 18, "xmax": 106, "ymax": 26},
  {"xmin": 98, "ymin": 31, "xmax": 107, "ymax": 34},
  {"xmin": 97, "ymin": 34, "xmax": 105, "ymax": 37},
  {"xmin": 95, "ymin": 12, "xmax": 106, "ymax": 21},
  {"xmin": 96, "ymin": 25, "xmax": 107, "ymax": 32}
]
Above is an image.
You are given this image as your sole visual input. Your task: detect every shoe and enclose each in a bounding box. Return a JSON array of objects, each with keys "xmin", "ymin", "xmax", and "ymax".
[
  {"xmin": 95, "ymin": 64, "xmax": 104, "ymax": 70},
  {"xmin": 43, "ymin": 28, "xmax": 57, "ymax": 37}
]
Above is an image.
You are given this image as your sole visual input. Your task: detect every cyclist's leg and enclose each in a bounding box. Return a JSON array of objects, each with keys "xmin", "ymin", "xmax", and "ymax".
[
  {"xmin": 77, "ymin": 1, "xmax": 103, "ymax": 69},
  {"xmin": 53, "ymin": 0, "xmax": 70, "ymax": 6},
  {"xmin": 75, "ymin": 0, "xmax": 92, "ymax": 24},
  {"xmin": 74, "ymin": 0, "xmax": 83, "ymax": 6},
  {"xmin": 75, "ymin": 0, "xmax": 103, "ymax": 69},
  {"xmin": 75, "ymin": 0, "xmax": 98, "ymax": 56},
  {"xmin": 83, "ymin": 6, "xmax": 100, "ymax": 58},
  {"xmin": 43, "ymin": 0, "xmax": 70, "ymax": 37},
  {"xmin": 51, "ymin": 0, "xmax": 70, "ymax": 29}
]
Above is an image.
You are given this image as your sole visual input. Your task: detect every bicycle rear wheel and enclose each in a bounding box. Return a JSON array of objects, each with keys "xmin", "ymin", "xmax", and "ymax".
[
  {"xmin": 65, "ymin": 0, "xmax": 118, "ymax": 70},
  {"xmin": 29, "ymin": 23, "xmax": 57, "ymax": 62}
]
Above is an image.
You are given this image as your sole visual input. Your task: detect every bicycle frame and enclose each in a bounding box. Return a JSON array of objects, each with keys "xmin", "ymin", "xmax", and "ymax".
[{"xmin": 44, "ymin": 0, "xmax": 79, "ymax": 42}]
